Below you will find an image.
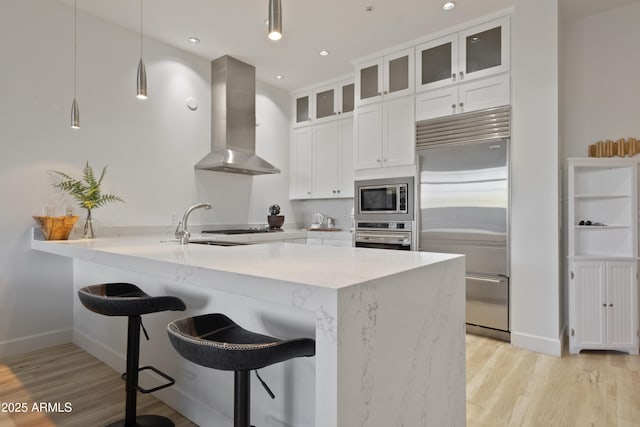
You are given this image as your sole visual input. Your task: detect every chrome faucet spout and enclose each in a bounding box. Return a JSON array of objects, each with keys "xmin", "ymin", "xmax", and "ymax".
[{"xmin": 175, "ymin": 203, "xmax": 212, "ymax": 244}]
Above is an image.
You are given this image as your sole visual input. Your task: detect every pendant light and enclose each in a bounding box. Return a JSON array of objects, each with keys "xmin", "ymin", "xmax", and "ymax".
[
  {"xmin": 136, "ymin": 0, "xmax": 147, "ymax": 99},
  {"xmin": 71, "ymin": 0, "xmax": 80, "ymax": 129},
  {"xmin": 268, "ymin": 0, "xmax": 282, "ymax": 41}
]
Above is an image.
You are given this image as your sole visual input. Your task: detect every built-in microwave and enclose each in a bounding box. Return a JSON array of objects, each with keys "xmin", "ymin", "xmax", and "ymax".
[{"xmin": 354, "ymin": 177, "xmax": 414, "ymax": 222}]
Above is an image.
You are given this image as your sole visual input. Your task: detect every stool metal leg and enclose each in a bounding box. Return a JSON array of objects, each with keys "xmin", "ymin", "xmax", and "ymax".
[
  {"xmin": 106, "ymin": 315, "xmax": 175, "ymax": 427},
  {"xmin": 234, "ymin": 370, "xmax": 250, "ymax": 427}
]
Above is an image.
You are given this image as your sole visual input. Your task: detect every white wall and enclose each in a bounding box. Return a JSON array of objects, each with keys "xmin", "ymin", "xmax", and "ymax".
[
  {"xmin": 0, "ymin": 0, "xmax": 292, "ymax": 358},
  {"xmin": 511, "ymin": 0, "xmax": 562, "ymax": 355},
  {"xmin": 563, "ymin": 2, "xmax": 640, "ymax": 158}
]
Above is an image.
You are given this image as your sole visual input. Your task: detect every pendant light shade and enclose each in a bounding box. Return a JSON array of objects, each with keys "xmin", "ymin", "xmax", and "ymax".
[
  {"xmin": 71, "ymin": 0, "xmax": 79, "ymax": 129},
  {"xmin": 268, "ymin": 0, "xmax": 282, "ymax": 41},
  {"xmin": 136, "ymin": 0, "xmax": 147, "ymax": 99},
  {"xmin": 71, "ymin": 98, "xmax": 80, "ymax": 129},
  {"xmin": 137, "ymin": 58, "xmax": 147, "ymax": 99}
]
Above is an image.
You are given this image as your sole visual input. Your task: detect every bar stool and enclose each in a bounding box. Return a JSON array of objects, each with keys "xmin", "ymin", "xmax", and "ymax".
[
  {"xmin": 167, "ymin": 313, "xmax": 315, "ymax": 427},
  {"xmin": 78, "ymin": 283, "xmax": 186, "ymax": 427}
]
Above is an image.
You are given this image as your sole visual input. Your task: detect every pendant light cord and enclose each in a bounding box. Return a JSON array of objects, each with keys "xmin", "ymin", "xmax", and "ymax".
[
  {"xmin": 74, "ymin": 0, "xmax": 77, "ymax": 98},
  {"xmin": 140, "ymin": 0, "xmax": 143, "ymax": 58}
]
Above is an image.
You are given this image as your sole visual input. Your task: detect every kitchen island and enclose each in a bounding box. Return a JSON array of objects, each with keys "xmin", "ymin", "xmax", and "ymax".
[{"xmin": 32, "ymin": 234, "xmax": 465, "ymax": 427}]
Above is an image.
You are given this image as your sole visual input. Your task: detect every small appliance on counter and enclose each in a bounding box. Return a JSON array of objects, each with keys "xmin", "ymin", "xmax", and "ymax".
[{"xmin": 310, "ymin": 213, "xmax": 324, "ymax": 229}]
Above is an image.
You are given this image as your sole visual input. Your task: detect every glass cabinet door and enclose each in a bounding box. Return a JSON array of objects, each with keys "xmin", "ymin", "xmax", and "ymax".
[
  {"xmin": 315, "ymin": 88, "xmax": 335, "ymax": 119},
  {"xmin": 341, "ymin": 82, "xmax": 354, "ymax": 115},
  {"xmin": 292, "ymin": 92, "xmax": 313, "ymax": 127},
  {"xmin": 416, "ymin": 34, "xmax": 458, "ymax": 92},
  {"xmin": 459, "ymin": 16, "xmax": 510, "ymax": 81},
  {"xmin": 383, "ymin": 48, "xmax": 414, "ymax": 99},
  {"xmin": 359, "ymin": 63, "xmax": 381, "ymax": 102}
]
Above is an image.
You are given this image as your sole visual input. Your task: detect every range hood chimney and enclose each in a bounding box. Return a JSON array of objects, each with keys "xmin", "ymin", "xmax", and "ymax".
[{"xmin": 195, "ymin": 55, "xmax": 281, "ymax": 175}]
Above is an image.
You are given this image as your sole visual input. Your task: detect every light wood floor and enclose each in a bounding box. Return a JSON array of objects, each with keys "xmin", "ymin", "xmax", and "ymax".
[{"xmin": 1, "ymin": 336, "xmax": 639, "ymax": 426}]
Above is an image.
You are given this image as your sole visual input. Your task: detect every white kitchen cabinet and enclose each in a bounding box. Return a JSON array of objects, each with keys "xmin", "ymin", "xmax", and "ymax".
[
  {"xmin": 292, "ymin": 91, "xmax": 313, "ymax": 128},
  {"xmin": 354, "ymin": 95, "xmax": 415, "ymax": 170},
  {"xmin": 567, "ymin": 158, "xmax": 639, "ymax": 354},
  {"xmin": 355, "ymin": 48, "xmax": 414, "ymax": 106},
  {"xmin": 415, "ymin": 73, "xmax": 510, "ymax": 121},
  {"xmin": 569, "ymin": 260, "xmax": 638, "ymax": 354},
  {"xmin": 290, "ymin": 119, "xmax": 354, "ymax": 200},
  {"xmin": 415, "ymin": 16, "xmax": 510, "ymax": 93},
  {"xmin": 289, "ymin": 126, "xmax": 313, "ymax": 198},
  {"xmin": 313, "ymin": 79, "xmax": 355, "ymax": 124}
]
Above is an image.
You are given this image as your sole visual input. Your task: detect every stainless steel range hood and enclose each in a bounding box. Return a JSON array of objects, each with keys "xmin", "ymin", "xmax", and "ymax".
[{"xmin": 195, "ymin": 55, "xmax": 280, "ymax": 175}]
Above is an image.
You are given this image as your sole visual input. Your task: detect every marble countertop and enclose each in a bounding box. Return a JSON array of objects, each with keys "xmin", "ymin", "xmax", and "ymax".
[{"xmin": 31, "ymin": 233, "xmax": 460, "ymax": 290}]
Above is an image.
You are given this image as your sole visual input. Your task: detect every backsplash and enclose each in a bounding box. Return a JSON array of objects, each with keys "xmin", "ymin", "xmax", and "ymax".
[{"xmin": 290, "ymin": 198, "xmax": 354, "ymax": 230}]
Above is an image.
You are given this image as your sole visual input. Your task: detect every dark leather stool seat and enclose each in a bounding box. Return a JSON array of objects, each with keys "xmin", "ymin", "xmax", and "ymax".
[
  {"xmin": 78, "ymin": 283, "xmax": 186, "ymax": 427},
  {"xmin": 167, "ymin": 313, "xmax": 315, "ymax": 427}
]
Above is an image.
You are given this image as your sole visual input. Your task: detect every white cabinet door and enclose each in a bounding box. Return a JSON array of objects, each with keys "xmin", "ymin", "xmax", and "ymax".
[
  {"xmin": 383, "ymin": 48, "xmax": 414, "ymax": 101},
  {"xmin": 292, "ymin": 91, "xmax": 313, "ymax": 128},
  {"xmin": 313, "ymin": 121, "xmax": 340, "ymax": 198},
  {"xmin": 383, "ymin": 95, "xmax": 415, "ymax": 167},
  {"xmin": 415, "ymin": 86, "xmax": 458, "ymax": 121},
  {"xmin": 356, "ymin": 58, "xmax": 384, "ymax": 106},
  {"xmin": 415, "ymin": 34, "xmax": 459, "ymax": 92},
  {"xmin": 290, "ymin": 127, "xmax": 313, "ymax": 199},
  {"xmin": 459, "ymin": 16, "xmax": 510, "ymax": 82},
  {"xmin": 458, "ymin": 74, "xmax": 510, "ymax": 114},
  {"xmin": 606, "ymin": 261, "xmax": 638, "ymax": 352},
  {"xmin": 571, "ymin": 261, "xmax": 607, "ymax": 352},
  {"xmin": 354, "ymin": 103, "xmax": 382, "ymax": 169},
  {"xmin": 338, "ymin": 119, "xmax": 354, "ymax": 197}
]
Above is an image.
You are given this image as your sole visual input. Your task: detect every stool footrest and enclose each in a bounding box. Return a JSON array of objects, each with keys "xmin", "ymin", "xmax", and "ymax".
[{"xmin": 121, "ymin": 365, "xmax": 176, "ymax": 394}]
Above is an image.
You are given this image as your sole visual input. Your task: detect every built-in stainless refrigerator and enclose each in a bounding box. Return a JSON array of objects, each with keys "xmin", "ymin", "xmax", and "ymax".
[{"xmin": 416, "ymin": 106, "xmax": 510, "ymax": 341}]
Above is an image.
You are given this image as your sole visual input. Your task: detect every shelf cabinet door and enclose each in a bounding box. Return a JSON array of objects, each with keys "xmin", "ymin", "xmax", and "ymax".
[
  {"xmin": 606, "ymin": 261, "xmax": 638, "ymax": 350},
  {"xmin": 415, "ymin": 86, "xmax": 458, "ymax": 121},
  {"xmin": 337, "ymin": 119, "xmax": 354, "ymax": 197},
  {"xmin": 383, "ymin": 48, "xmax": 414, "ymax": 100},
  {"xmin": 292, "ymin": 92, "xmax": 313, "ymax": 128},
  {"xmin": 459, "ymin": 16, "xmax": 510, "ymax": 82},
  {"xmin": 313, "ymin": 121, "xmax": 340, "ymax": 198},
  {"xmin": 416, "ymin": 34, "xmax": 459, "ymax": 92},
  {"xmin": 458, "ymin": 74, "xmax": 510, "ymax": 114},
  {"xmin": 382, "ymin": 95, "xmax": 415, "ymax": 167},
  {"xmin": 356, "ymin": 58, "xmax": 383, "ymax": 106},
  {"xmin": 570, "ymin": 261, "xmax": 607, "ymax": 352},
  {"xmin": 290, "ymin": 127, "xmax": 313, "ymax": 199},
  {"xmin": 354, "ymin": 103, "xmax": 382, "ymax": 169}
]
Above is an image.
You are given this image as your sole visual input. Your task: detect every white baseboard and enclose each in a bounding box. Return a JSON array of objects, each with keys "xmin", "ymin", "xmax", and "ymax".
[
  {"xmin": 0, "ymin": 328, "xmax": 72, "ymax": 360},
  {"xmin": 73, "ymin": 329, "xmax": 231, "ymax": 426},
  {"xmin": 511, "ymin": 330, "xmax": 562, "ymax": 356}
]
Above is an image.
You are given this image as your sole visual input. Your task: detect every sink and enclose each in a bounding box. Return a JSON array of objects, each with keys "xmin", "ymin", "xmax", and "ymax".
[{"xmin": 189, "ymin": 240, "xmax": 248, "ymax": 247}]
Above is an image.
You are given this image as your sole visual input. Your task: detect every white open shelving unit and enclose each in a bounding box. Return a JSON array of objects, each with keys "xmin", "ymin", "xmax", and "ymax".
[{"xmin": 567, "ymin": 157, "xmax": 639, "ymax": 354}]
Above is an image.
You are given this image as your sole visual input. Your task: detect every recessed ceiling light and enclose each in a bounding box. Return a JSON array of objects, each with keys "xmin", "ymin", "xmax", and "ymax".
[
  {"xmin": 319, "ymin": 50, "xmax": 330, "ymax": 56},
  {"xmin": 188, "ymin": 37, "xmax": 200, "ymax": 44},
  {"xmin": 442, "ymin": 2, "xmax": 455, "ymax": 10},
  {"xmin": 275, "ymin": 74, "xmax": 284, "ymax": 80}
]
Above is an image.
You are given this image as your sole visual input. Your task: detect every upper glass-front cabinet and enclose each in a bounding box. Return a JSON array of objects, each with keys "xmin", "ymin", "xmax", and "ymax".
[
  {"xmin": 312, "ymin": 79, "xmax": 355, "ymax": 124},
  {"xmin": 416, "ymin": 16, "xmax": 510, "ymax": 92},
  {"xmin": 356, "ymin": 48, "xmax": 414, "ymax": 106},
  {"xmin": 292, "ymin": 91, "xmax": 313, "ymax": 127}
]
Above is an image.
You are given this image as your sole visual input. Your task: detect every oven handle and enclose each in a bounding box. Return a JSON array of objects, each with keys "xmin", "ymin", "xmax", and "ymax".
[{"xmin": 465, "ymin": 275, "xmax": 503, "ymax": 283}]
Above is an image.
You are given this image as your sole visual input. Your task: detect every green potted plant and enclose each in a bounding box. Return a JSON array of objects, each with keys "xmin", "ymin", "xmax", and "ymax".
[
  {"xmin": 268, "ymin": 204, "xmax": 284, "ymax": 230},
  {"xmin": 50, "ymin": 162, "xmax": 124, "ymax": 238}
]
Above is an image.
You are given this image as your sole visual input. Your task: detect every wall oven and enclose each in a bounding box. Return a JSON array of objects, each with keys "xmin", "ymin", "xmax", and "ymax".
[
  {"xmin": 355, "ymin": 221, "xmax": 413, "ymax": 251},
  {"xmin": 354, "ymin": 177, "xmax": 414, "ymax": 222}
]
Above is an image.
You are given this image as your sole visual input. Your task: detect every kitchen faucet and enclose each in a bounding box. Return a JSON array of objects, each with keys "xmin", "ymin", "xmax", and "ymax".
[{"xmin": 175, "ymin": 203, "xmax": 212, "ymax": 244}]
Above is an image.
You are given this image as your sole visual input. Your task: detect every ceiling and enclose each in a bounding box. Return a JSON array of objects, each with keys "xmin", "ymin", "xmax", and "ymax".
[{"xmin": 57, "ymin": 0, "xmax": 638, "ymax": 92}]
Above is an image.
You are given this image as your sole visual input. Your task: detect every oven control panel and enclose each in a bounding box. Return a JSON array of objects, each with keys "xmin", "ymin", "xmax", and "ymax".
[{"xmin": 356, "ymin": 221, "xmax": 412, "ymax": 231}]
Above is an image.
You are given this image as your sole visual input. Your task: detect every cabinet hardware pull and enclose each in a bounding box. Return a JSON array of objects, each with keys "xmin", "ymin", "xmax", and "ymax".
[
  {"xmin": 377, "ymin": 92, "xmax": 382, "ymax": 96},
  {"xmin": 451, "ymin": 104, "xmax": 456, "ymax": 113},
  {"xmin": 332, "ymin": 190, "xmax": 336, "ymax": 194},
  {"xmin": 459, "ymin": 71, "xmax": 464, "ymax": 80},
  {"xmin": 377, "ymin": 159, "xmax": 381, "ymax": 163},
  {"xmin": 609, "ymin": 304, "xmax": 614, "ymax": 307},
  {"xmin": 602, "ymin": 303, "xmax": 607, "ymax": 307},
  {"xmin": 383, "ymin": 90, "xmax": 388, "ymax": 95},
  {"xmin": 337, "ymin": 190, "xmax": 340, "ymax": 193},
  {"xmin": 452, "ymin": 73, "xmax": 456, "ymax": 82},
  {"xmin": 570, "ymin": 271, "xmax": 574, "ymax": 279},
  {"xmin": 459, "ymin": 102, "xmax": 464, "ymax": 107}
]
